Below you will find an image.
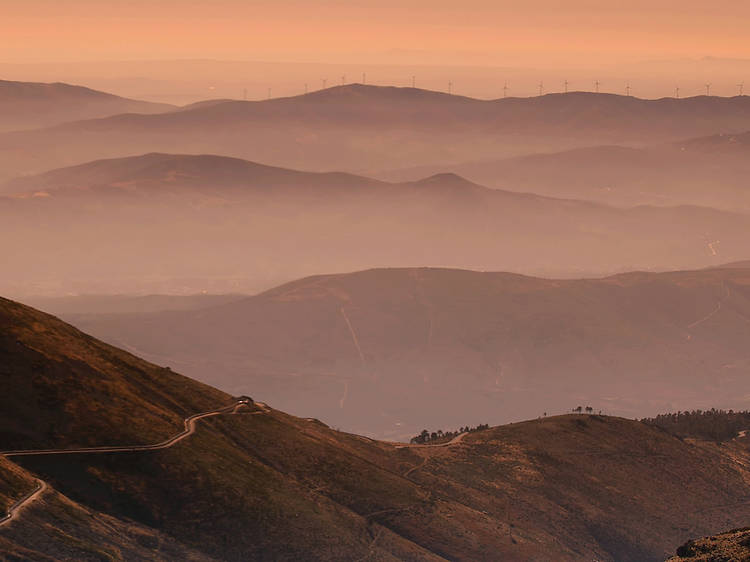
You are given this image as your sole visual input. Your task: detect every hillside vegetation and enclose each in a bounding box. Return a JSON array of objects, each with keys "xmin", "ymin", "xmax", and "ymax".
[{"xmin": 3, "ymin": 298, "xmax": 750, "ymax": 560}]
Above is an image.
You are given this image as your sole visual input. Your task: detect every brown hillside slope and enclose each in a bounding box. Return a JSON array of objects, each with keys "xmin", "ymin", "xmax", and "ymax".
[
  {"xmin": 0, "ymin": 296, "xmax": 228, "ymax": 449},
  {"xmin": 3, "ymin": 298, "xmax": 750, "ymax": 560}
]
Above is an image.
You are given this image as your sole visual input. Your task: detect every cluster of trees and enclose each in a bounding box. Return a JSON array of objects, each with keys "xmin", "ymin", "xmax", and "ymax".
[
  {"xmin": 572, "ymin": 406, "xmax": 598, "ymax": 414},
  {"xmin": 641, "ymin": 409, "xmax": 750, "ymax": 442},
  {"xmin": 410, "ymin": 424, "xmax": 490, "ymax": 445}
]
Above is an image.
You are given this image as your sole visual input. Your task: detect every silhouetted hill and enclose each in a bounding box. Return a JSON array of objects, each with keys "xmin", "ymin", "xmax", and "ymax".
[
  {"xmin": 2, "ymin": 153, "xmax": 749, "ymax": 297},
  {"xmin": 0, "ymin": 152, "xmax": 381, "ymax": 196},
  {"xmin": 66, "ymin": 264, "xmax": 750, "ymax": 439},
  {"xmin": 0, "ymin": 80, "xmax": 174, "ymax": 133},
  {"xmin": 379, "ymin": 137, "xmax": 750, "ymax": 212},
  {"xmin": 4, "ymin": 297, "xmax": 750, "ymax": 560},
  {"xmin": 2, "ymin": 85, "xmax": 750, "ymax": 180}
]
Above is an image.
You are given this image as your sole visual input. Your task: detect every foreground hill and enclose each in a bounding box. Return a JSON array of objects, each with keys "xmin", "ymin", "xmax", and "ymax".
[
  {"xmin": 1, "ymin": 85, "xmax": 750, "ymax": 180},
  {"xmin": 668, "ymin": 528, "xmax": 750, "ymax": 560},
  {"xmin": 65, "ymin": 264, "xmax": 750, "ymax": 440},
  {"xmin": 0, "ymin": 79, "xmax": 174, "ymax": 133},
  {"xmin": 3, "ymin": 152, "xmax": 750, "ymax": 297},
  {"xmin": 379, "ymin": 134, "xmax": 750, "ymax": 212},
  {"xmin": 3, "ymin": 297, "xmax": 750, "ymax": 560}
]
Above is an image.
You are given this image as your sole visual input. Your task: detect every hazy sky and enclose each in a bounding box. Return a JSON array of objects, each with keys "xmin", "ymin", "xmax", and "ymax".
[{"xmin": 3, "ymin": 1, "xmax": 749, "ymax": 66}]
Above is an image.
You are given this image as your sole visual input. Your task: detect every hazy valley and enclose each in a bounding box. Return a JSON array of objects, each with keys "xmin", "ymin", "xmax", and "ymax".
[{"xmin": 3, "ymin": 7, "xmax": 750, "ymax": 557}]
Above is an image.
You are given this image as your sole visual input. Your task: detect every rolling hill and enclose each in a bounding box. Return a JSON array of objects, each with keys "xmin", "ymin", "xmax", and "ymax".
[
  {"xmin": 2, "ymin": 153, "xmax": 750, "ymax": 297},
  {"xmin": 62, "ymin": 264, "xmax": 750, "ymax": 440},
  {"xmin": 378, "ymin": 135, "xmax": 750, "ymax": 212},
  {"xmin": 1, "ymin": 85, "xmax": 750, "ymax": 180},
  {"xmin": 2, "ymin": 296, "xmax": 750, "ymax": 560},
  {"xmin": 0, "ymin": 79, "xmax": 174, "ymax": 133}
]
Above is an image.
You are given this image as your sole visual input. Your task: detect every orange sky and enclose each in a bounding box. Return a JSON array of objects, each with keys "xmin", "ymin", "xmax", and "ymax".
[{"xmin": 3, "ymin": 1, "xmax": 749, "ymax": 66}]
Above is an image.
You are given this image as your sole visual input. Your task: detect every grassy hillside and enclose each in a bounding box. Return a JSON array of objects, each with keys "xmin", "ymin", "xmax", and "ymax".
[
  {"xmin": 3, "ymin": 297, "xmax": 750, "ymax": 560},
  {"xmin": 0, "ymin": 296, "xmax": 228, "ymax": 449}
]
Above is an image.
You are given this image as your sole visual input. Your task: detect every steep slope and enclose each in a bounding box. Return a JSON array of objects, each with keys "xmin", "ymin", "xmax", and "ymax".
[
  {"xmin": 1, "ymin": 85, "xmax": 750, "ymax": 180},
  {"xmin": 0, "ymin": 296, "xmax": 229, "ymax": 449},
  {"xmin": 0, "ymin": 80, "xmax": 174, "ymax": 133},
  {"xmin": 3, "ymin": 297, "xmax": 750, "ymax": 560},
  {"xmin": 3, "ymin": 153, "xmax": 750, "ymax": 297},
  {"xmin": 66, "ymin": 265, "xmax": 750, "ymax": 439}
]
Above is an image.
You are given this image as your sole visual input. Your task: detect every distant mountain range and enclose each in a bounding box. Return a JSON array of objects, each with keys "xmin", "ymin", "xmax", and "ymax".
[
  {"xmin": 378, "ymin": 131, "xmax": 750, "ymax": 212},
  {"xmin": 3, "ymin": 295, "xmax": 750, "ymax": 560},
  {"xmin": 2, "ymin": 152, "xmax": 750, "ymax": 297},
  {"xmin": 62, "ymin": 263, "xmax": 750, "ymax": 439},
  {"xmin": 0, "ymin": 79, "xmax": 174, "ymax": 133},
  {"xmin": 2, "ymin": 84, "xmax": 750, "ymax": 181}
]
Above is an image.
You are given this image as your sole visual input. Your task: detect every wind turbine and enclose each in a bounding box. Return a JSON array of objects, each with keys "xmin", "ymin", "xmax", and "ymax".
[
  {"xmin": 503, "ymin": 82, "xmax": 509, "ymax": 98},
  {"xmin": 341, "ymin": 75, "xmax": 346, "ymax": 86},
  {"xmin": 739, "ymin": 82, "xmax": 745, "ymax": 96},
  {"xmin": 675, "ymin": 86, "xmax": 680, "ymax": 98},
  {"xmin": 538, "ymin": 81, "xmax": 544, "ymax": 96},
  {"xmin": 595, "ymin": 80, "xmax": 600, "ymax": 93},
  {"xmin": 322, "ymin": 78, "xmax": 327, "ymax": 89},
  {"xmin": 625, "ymin": 83, "xmax": 631, "ymax": 96},
  {"xmin": 705, "ymin": 83, "xmax": 711, "ymax": 96},
  {"xmin": 564, "ymin": 79, "xmax": 569, "ymax": 93}
]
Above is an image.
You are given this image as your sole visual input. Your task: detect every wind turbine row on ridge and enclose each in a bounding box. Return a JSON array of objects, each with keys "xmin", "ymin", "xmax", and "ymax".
[{"xmin": 249, "ymin": 77, "xmax": 747, "ymax": 100}]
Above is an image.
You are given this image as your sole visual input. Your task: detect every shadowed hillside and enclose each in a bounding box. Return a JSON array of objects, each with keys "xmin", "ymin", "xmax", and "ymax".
[{"xmin": 3, "ymin": 297, "xmax": 750, "ymax": 560}]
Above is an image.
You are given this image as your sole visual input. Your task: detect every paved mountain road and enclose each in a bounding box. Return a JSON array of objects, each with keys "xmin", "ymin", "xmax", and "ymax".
[
  {"xmin": 0, "ymin": 400, "xmax": 252, "ymax": 527},
  {"xmin": 0, "ymin": 479, "xmax": 47, "ymax": 527}
]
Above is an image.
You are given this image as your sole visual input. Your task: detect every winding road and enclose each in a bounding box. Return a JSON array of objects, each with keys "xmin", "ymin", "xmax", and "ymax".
[{"xmin": 0, "ymin": 399, "xmax": 251, "ymax": 527}]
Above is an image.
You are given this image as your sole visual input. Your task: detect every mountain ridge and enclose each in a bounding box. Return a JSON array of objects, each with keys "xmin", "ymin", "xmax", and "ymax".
[
  {"xmin": 3, "ymin": 84, "xmax": 750, "ymax": 182},
  {"xmin": 0, "ymin": 79, "xmax": 175, "ymax": 133}
]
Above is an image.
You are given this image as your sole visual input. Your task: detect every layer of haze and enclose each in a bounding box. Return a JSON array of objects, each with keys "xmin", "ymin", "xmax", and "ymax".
[{"xmin": 4, "ymin": 1, "xmax": 749, "ymax": 66}]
